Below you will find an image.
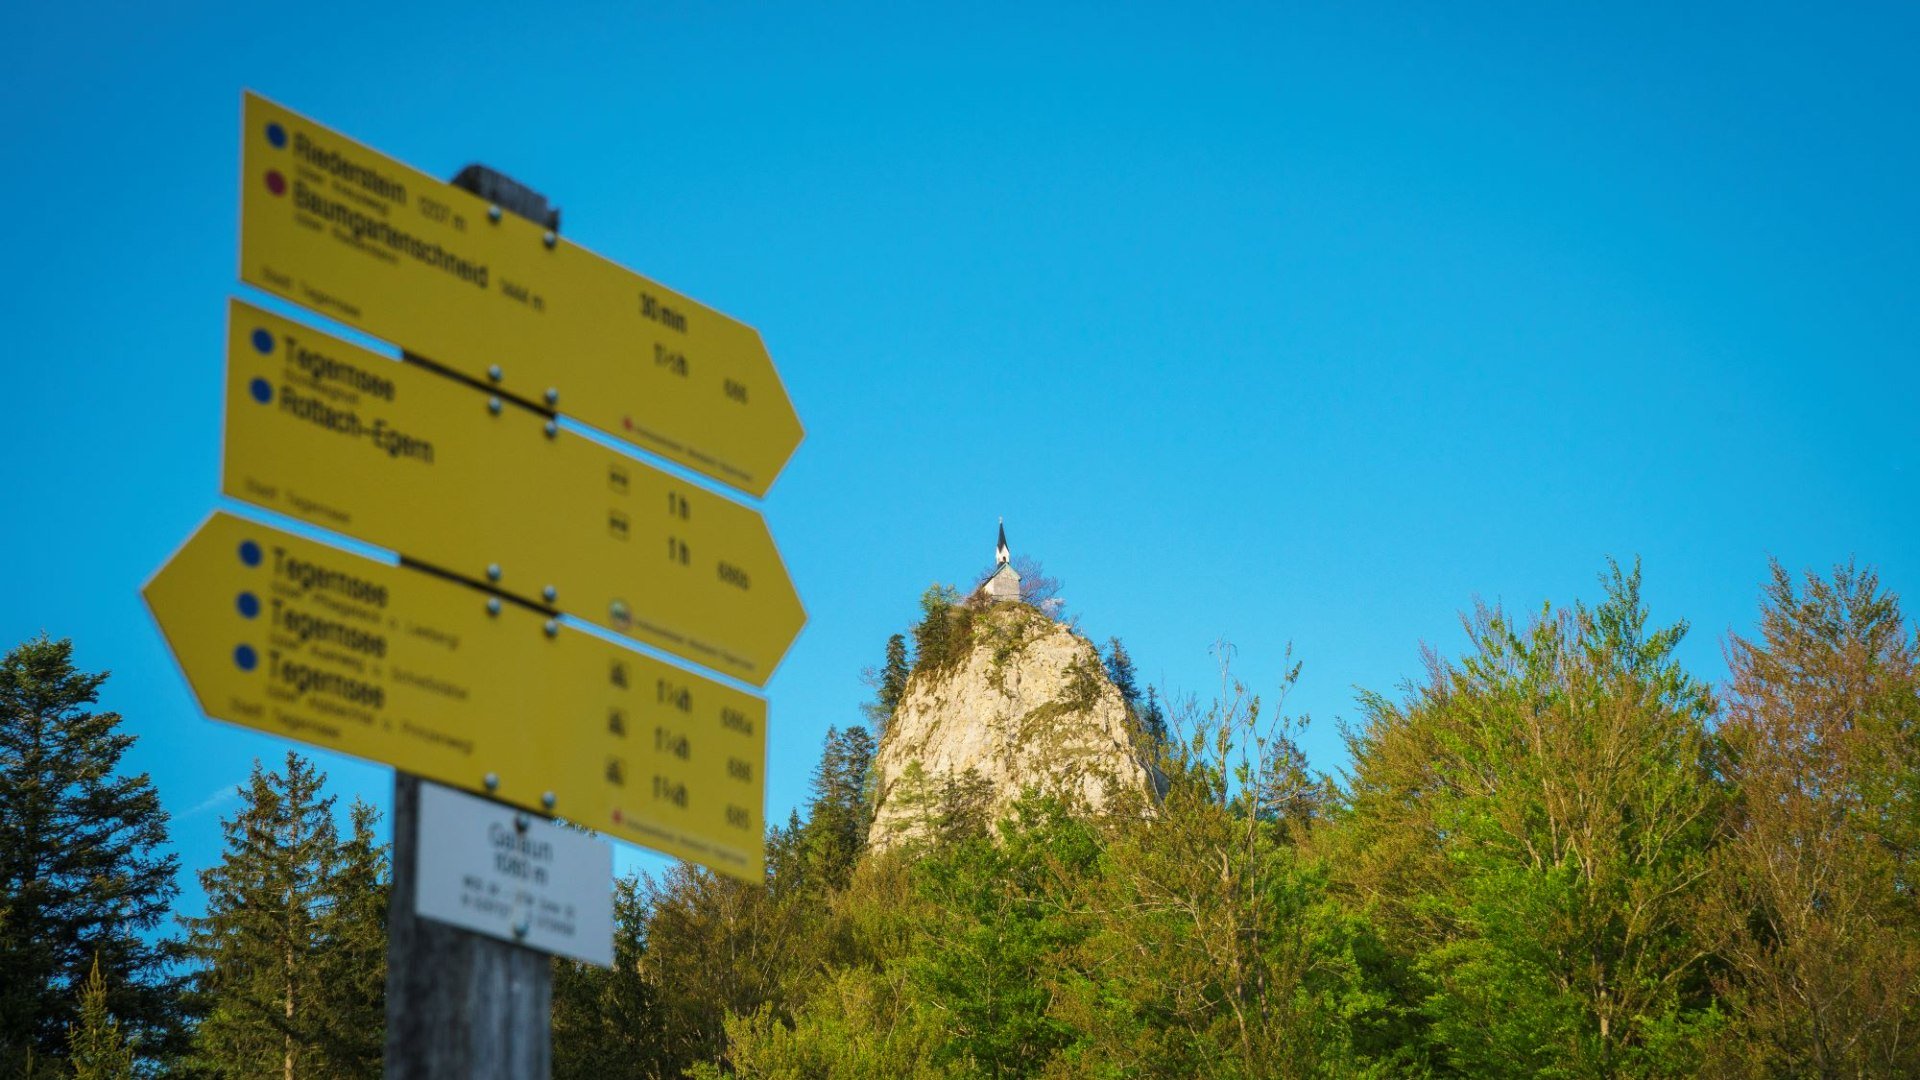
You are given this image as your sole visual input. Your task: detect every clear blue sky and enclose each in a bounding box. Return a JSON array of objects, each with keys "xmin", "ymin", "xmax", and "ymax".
[{"xmin": 3, "ymin": 3, "xmax": 1915, "ymax": 905}]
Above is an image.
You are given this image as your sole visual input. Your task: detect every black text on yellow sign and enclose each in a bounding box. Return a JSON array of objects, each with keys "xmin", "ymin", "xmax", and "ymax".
[
  {"xmin": 237, "ymin": 91, "xmax": 802, "ymax": 499},
  {"xmin": 221, "ymin": 300, "xmax": 805, "ymax": 687},
  {"xmin": 143, "ymin": 512, "xmax": 767, "ymax": 881}
]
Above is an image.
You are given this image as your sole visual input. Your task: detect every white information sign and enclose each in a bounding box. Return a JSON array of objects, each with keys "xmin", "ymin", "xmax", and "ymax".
[{"xmin": 414, "ymin": 781, "xmax": 615, "ymax": 968}]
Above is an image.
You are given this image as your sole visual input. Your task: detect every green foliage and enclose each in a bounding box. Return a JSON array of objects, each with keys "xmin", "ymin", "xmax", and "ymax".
[
  {"xmin": 551, "ymin": 878, "xmax": 665, "ymax": 1080},
  {"xmin": 863, "ymin": 635, "xmax": 913, "ymax": 734},
  {"xmin": 793, "ymin": 727, "xmax": 876, "ymax": 896},
  {"xmin": 716, "ymin": 649, "xmax": 1412, "ymax": 1078},
  {"xmin": 1059, "ymin": 654, "xmax": 1105, "ymax": 714},
  {"xmin": 903, "ymin": 803, "xmax": 1095, "ymax": 1076},
  {"xmin": 0, "ymin": 636, "xmax": 184, "ymax": 1073},
  {"xmin": 66, "ymin": 958, "xmax": 133, "ymax": 1080},
  {"xmin": 179, "ymin": 753, "xmax": 386, "ymax": 1079},
  {"xmin": 18, "ymin": 556, "xmax": 1902, "ymax": 1078},
  {"xmin": 910, "ymin": 585, "xmax": 970, "ymax": 675},
  {"xmin": 638, "ymin": 861, "xmax": 819, "ymax": 1075},
  {"xmin": 1102, "ymin": 638, "xmax": 1139, "ymax": 709},
  {"xmin": 1700, "ymin": 561, "xmax": 1920, "ymax": 1076},
  {"xmin": 1139, "ymin": 686, "xmax": 1168, "ymax": 745},
  {"xmin": 614, "ymin": 725, "xmax": 882, "ymax": 1076},
  {"xmin": 701, "ymin": 986, "xmax": 953, "ymax": 1080},
  {"xmin": 1336, "ymin": 561, "xmax": 1723, "ymax": 1076},
  {"xmin": 1043, "ymin": 663, "xmax": 1399, "ymax": 1078}
]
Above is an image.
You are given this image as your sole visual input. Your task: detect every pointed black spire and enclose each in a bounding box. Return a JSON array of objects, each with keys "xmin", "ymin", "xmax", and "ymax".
[{"xmin": 996, "ymin": 518, "xmax": 1010, "ymax": 566}]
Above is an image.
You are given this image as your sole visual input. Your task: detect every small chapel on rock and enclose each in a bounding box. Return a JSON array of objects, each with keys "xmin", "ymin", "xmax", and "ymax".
[{"xmin": 969, "ymin": 520, "xmax": 1022, "ymax": 606}]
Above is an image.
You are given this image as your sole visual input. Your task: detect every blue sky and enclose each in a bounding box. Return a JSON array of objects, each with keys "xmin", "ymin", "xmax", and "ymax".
[{"xmin": 2, "ymin": 3, "xmax": 1915, "ymax": 902}]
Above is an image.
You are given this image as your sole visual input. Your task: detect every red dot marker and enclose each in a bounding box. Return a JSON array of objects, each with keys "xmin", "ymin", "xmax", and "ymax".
[{"xmin": 264, "ymin": 170, "xmax": 286, "ymax": 196}]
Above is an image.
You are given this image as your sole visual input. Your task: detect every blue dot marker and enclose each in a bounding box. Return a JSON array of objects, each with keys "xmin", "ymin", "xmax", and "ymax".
[
  {"xmin": 265, "ymin": 122, "xmax": 287, "ymax": 149},
  {"xmin": 249, "ymin": 378, "xmax": 273, "ymax": 404},
  {"xmin": 233, "ymin": 644, "xmax": 258, "ymax": 672},
  {"xmin": 236, "ymin": 592, "xmax": 260, "ymax": 619},
  {"xmin": 251, "ymin": 328, "xmax": 274, "ymax": 354},
  {"xmin": 238, "ymin": 540, "xmax": 262, "ymax": 567}
]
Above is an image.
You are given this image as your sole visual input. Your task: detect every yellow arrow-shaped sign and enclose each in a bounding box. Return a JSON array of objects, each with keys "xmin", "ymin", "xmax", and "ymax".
[
  {"xmin": 238, "ymin": 91, "xmax": 802, "ymax": 498},
  {"xmin": 221, "ymin": 300, "xmax": 804, "ymax": 686},
  {"xmin": 144, "ymin": 511, "xmax": 767, "ymax": 881}
]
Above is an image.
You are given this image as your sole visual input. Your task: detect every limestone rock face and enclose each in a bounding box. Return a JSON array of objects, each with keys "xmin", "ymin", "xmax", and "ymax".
[{"xmin": 867, "ymin": 603, "xmax": 1154, "ymax": 850}]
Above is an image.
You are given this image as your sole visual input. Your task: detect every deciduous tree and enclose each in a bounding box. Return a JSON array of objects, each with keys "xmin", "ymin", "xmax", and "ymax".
[
  {"xmin": 1703, "ymin": 562, "xmax": 1920, "ymax": 1076},
  {"xmin": 1337, "ymin": 563, "xmax": 1723, "ymax": 1076}
]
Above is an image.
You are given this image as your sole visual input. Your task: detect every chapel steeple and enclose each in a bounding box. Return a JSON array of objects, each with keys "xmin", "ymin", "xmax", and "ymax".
[{"xmin": 973, "ymin": 518, "xmax": 1023, "ymax": 605}]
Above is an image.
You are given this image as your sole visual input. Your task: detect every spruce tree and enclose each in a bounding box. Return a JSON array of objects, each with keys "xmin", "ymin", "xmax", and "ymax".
[
  {"xmin": 796, "ymin": 727, "xmax": 875, "ymax": 893},
  {"xmin": 309, "ymin": 801, "xmax": 386, "ymax": 1076},
  {"xmin": 551, "ymin": 878, "xmax": 663, "ymax": 1080},
  {"xmin": 1139, "ymin": 687, "xmax": 1168, "ymax": 744},
  {"xmin": 858, "ymin": 634, "xmax": 913, "ymax": 735},
  {"xmin": 910, "ymin": 586, "xmax": 961, "ymax": 672},
  {"xmin": 1102, "ymin": 637, "xmax": 1140, "ymax": 709},
  {"xmin": 0, "ymin": 635, "xmax": 184, "ymax": 1070},
  {"xmin": 879, "ymin": 634, "xmax": 910, "ymax": 721},
  {"xmin": 181, "ymin": 752, "xmax": 386, "ymax": 1079},
  {"xmin": 66, "ymin": 957, "xmax": 134, "ymax": 1080}
]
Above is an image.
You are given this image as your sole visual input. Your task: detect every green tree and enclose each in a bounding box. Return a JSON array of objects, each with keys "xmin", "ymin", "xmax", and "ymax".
[
  {"xmin": 929, "ymin": 769, "xmax": 994, "ymax": 849},
  {"xmin": 1139, "ymin": 686, "xmax": 1168, "ymax": 744},
  {"xmin": 310, "ymin": 801, "xmax": 386, "ymax": 1075},
  {"xmin": 1336, "ymin": 562, "xmax": 1724, "ymax": 1077},
  {"xmin": 910, "ymin": 586, "xmax": 965, "ymax": 673},
  {"xmin": 66, "ymin": 957, "xmax": 133, "ymax": 1080},
  {"xmin": 902, "ymin": 800, "xmax": 1095, "ymax": 1077},
  {"xmin": 1702, "ymin": 562, "xmax": 1920, "ymax": 1076},
  {"xmin": 1102, "ymin": 637, "xmax": 1140, "ymax": 711},
  {"xmin": 639, "ymin": 727, "xmax": 887, "ymax": 1076},
  {"xmin": 180, "ymin": 753, "xmax": 386, "ymax": 1079},
  {"xmin": 552, "ymin": 877, "xmax": 666, "ymax": 1080},
  {"xmin": 703, "ymin": 858, "xmax": 950, "ymax": 1079},
  {"xmin": 0, "ymin": 635, "xmax": 184, "ymax": 1072},
  {"xmin": 1049, "ymin": 662, "xmax": 1397, "ymax": 1078},
  {"xmin": 794, "ymin": 727, "xmax": 876, "ymax": 895},
  {"xmin": 863, "ymin": 635, "xmax": 913, "ymax": 734},
  {"xmin": 640, "ymin": 863, "xmax": 814, "ymax": 1076}
]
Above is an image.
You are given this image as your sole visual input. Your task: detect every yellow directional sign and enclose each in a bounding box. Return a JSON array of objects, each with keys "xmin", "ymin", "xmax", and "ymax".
[
  {"xmin": 238, "ymin": 91, "xmax": 802, "ymax": 498},
  {"xmin": 144, "ymin": 511, "xmax": 767, "ymax": 881},
  {"xmin": 221, "ymin": 300, "xmax": 804, "ymax": 687}
]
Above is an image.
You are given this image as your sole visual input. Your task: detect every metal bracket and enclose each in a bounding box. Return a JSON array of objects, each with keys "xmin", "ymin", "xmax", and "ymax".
[{"xmin": 451, "ymin": 164, "xmax": 560, "ymax": 233}]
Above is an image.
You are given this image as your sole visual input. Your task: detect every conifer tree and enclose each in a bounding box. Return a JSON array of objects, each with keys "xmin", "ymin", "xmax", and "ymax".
[
  {"xmin": 1139, "ymin": 686, "xmax": 1168, "ymax": 744},
  {"xmin": 1102, "ymin": 637, "xmax": 1140, "ymax": 709},
  {"xmin": 859, "ymin": 634, "xmax": 912, "ymax": 735},
  {"xmin": 879, "ymin": 634, "xmax": 910, "ymax": 720},
  {"xmin": 910, "ymin": 585, "xmax": 961, "ymax": 672},
  {"xmin": 181, "ymin": 752, "xmax": 386, "ymax": 1079},
  {"xmin": 66, "ymin": 957, "xmax": 133, "ymax": 1080},
  {"xmin": 796, "ymin": 726, "xmax": 875, "ymax": 893},
  {"xmin": 0, "ymin": 635, "xmax": 184, "ymax": 1070},
  {"xmin": 309, "ymin": 801, "xmax": 387, "ymax": 1075},
  {"xmin": 552, "ymin": 878, "xmax": 663, "ymax": 1080}
]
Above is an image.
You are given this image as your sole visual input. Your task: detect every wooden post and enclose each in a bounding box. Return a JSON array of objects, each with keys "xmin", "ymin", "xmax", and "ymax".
[{"xmin": 385, "ymin": 772, "xmax": 551, "ymax": 1079}]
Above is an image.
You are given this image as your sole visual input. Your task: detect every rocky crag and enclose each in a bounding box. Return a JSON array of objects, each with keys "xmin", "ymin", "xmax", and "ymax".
[{"xmin": 867, "ymin": 602, "xmax": 1157, "ymax": 851}]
